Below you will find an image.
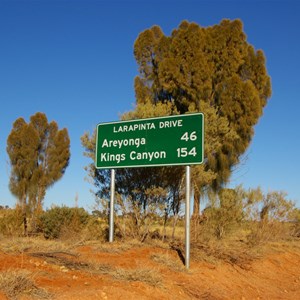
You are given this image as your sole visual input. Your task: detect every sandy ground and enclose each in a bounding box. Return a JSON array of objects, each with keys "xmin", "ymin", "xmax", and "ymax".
[{"xmin": 0, "ymin": 241, "xmax": 300, "ymax": 299}]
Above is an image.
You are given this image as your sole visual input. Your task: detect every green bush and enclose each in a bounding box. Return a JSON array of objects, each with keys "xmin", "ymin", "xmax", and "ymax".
[{"xmin": 38, "ymin": 206, "xmax": 90, "ymax": 239}]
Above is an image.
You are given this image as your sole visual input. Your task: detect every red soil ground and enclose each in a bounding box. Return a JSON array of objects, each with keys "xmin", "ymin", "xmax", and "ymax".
[{"xmin": 0, "ymin": 242, "xmax": 300, "ymax": 299}]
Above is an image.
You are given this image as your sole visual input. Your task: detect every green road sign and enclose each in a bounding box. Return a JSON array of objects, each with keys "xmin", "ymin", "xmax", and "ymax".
[{"xmin": 95, "ymin": 113, "xmax": 204, "ymax": 169}]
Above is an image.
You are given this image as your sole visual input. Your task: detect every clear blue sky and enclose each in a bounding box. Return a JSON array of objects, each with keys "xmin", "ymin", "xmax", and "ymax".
[{"xmin": 1, "ymin": 0, "xmax": 299, "ymax": 209}]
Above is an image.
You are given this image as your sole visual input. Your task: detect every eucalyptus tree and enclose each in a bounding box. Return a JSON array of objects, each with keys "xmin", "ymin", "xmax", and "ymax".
[{"xmin": 7, "ymin": 112, "xmax": 70, "ymax": 234}]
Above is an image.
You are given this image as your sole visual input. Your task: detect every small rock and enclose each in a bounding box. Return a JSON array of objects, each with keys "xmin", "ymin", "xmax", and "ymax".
[{"xmin": 60, "ymin": 266, "xmax": 68, "ymax": 273}]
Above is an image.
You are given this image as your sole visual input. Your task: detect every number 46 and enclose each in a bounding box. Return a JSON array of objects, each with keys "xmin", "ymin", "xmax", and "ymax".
[{"xmin": 181, "ymin": 131, "xmax": 197, "ymax": 141}]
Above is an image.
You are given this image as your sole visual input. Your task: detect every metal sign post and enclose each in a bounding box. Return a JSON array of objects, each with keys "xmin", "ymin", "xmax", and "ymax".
[
  {"xmin": 96, "ymin": 113, "xmax": 204, "ymax": 265},
  {"xmin": 109, "ymin": 169, "xmax": 115, "ymax": 243},
  {"xmin": 185, "ymin": 165, "xmax": 191, "ymax": 269}
]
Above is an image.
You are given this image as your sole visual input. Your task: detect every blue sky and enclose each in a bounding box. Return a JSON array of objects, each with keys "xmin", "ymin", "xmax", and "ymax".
[{"xmin": 1, "ymin": 0, "xmax": 299, "ymax": 210}]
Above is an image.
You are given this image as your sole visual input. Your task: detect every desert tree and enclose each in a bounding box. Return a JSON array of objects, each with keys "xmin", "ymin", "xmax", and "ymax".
[
  {"xmin": 6, "ymin": 112, "xmax": 70, "ymax": 234},
  {"xmin": 133, "ymin": 19, "xmax": 271, "ymax": 215}
]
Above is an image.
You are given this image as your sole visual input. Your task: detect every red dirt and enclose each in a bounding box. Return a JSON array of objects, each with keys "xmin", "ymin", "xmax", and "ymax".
[{"xmin": 0, "ymin": 242, "xmax": 300, "ymax": 299}]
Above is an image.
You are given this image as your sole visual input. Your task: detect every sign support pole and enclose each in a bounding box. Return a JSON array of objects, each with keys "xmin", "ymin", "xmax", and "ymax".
[
  {"xmin": 109, "ymin": 169, "xmax": 115, "ymax": 243},
  {"xmin": 185, "ymin": 165, "xmax": 191, "ymax": 269}
]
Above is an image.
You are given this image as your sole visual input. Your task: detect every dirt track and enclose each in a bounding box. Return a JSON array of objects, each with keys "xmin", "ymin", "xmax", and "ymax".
[{"xmin": 0, "ymin": 242, "xmax": 300, "ymax": 299}]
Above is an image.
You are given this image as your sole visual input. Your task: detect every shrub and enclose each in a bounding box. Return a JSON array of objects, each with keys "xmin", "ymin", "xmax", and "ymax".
[
  {"xmin": 246, "ymin": 221, "xmax": 292, "ymax": 246},
  {"xmin": 0, "ymin": 270, "xmax": 50, "ymax": 299},
  {"xmin": 80, "ymin": 217, "xmax": 107, "ymax": 241},
  {"xmin": 38, "ymin": 206, "xmax": 90, "ymax": 239},
  {"xmin": 290, "ymin": 208, "xmax": 300, "ymax": 238},
  {"xmin": 0, "ymin": 208, "xmax": 23, "ymax": 236},
  {"xmin": 197, "ymin": 188, "xmax": 244, "ymax": 240}
]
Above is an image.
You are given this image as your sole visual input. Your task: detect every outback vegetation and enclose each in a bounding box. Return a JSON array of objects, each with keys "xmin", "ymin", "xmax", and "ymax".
[
  {"xmin": 82, "ymin": 19, "xmax": 271, "ymax": 222},
  {"xmin": 1, "ymin": 19, "xmax": 299, "ymax": 299},
  {"xmin": 81, "ymin": 19, "xmax": 276, "ymax": 242},
  {"xmin": 6, "ymin": 112, "xmax": 70, "ymax": 235}
]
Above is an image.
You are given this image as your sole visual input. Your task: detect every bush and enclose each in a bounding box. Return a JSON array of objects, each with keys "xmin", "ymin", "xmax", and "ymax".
[
  {"xmin": 38, "ymin": 206, "xmax": 90, "ymax": 239},
  {"xmin": 0, "ymin": 208, "xmax": 23, "ymax": 236},
  {"xmin": 196, "ymin": 188, "xmax": 244, "ymax": 240},
  {"xmin": 0, "ymin": 270, "xmax": 50, "ymax": 299},
  {"xmin": 246, "ymin": 221, "xmax": 291, "ymax": 246},
  {"xmin": 81, "ymin": 217, "xmax": 107, "ymax": 241},
  {"xmin": 290, "ymin": 208, "xmax": 300, "ymax": 238}
]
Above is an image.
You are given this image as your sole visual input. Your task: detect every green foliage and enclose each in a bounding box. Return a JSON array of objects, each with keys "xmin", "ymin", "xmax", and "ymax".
[
  {"xmin": 133, "ymin": 19, "xmax": 271, "ymax": 213},
  {"xmin": 38, "ymin": 206, "xmax": 90, "ymax": 239},
  {"xmin": 6, "ymin": 112, "xmax": 70, "ymax": 234},
  {"xmin": 200, "ymin": 188, "xmax": 244, "ymax": 239}
]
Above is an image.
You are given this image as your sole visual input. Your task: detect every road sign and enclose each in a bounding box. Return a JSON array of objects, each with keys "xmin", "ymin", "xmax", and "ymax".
[{"xmin": 95, "ymin": 113, "xmax": 204, "ymax": 169}]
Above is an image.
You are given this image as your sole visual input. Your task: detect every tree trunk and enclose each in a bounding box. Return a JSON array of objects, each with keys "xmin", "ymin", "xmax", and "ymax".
[
  {"xmin": 171, "ymin": 214, "xmax": 178, "ymax": 241},
  {"xmin": 162, "ymin": 208, "xmax": 168, "ymax": 242},
  {"xmin": 193, "ymin": 189, "xmax": 200, "ymax": 217},
  {"xmin": 22, "ymin": 196, "xmax": 27, "ymax": 236},
  {"xmin": 31, "ymin": 205, "xmax": 43, "ymax": 234}
]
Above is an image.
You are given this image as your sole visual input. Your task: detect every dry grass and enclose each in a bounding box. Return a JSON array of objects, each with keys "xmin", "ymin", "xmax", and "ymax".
[
  {"xmin": 151, "ymin": 224, "xmax": 185, "ymax": 240},
  {"xmin": 91, "ymin": 239, "xmax": 143, "ymax": 253},
  {"xmin": 0, "ymin": 270, "xmax": 51, "ymax": 300},
  {"xmin": 0, "ymin": 236, "xmax": 81, "ymax": 255},
  {"xmin": 112, "ymin": 267, "xmax": 162, "ymax": 287},
  {"xmin": 88, "ymin": 259, "xmax": 162, "ymax": 287},
  {"xmin": 73, "ymin": 253, "xmax": 162, "ymax": 287},
  {"xmin": 151, "ymin": 253, "xmax": 186, "ymax": 272},
  {"xmin": 93, "ymin": 263, "xmax": 115, "ymax": 274},
  {"xmin": 246, "ymin": 222, "xmax": 292, "ymax": 247},
  {"xmin": 26, "ymin": 249, "xmax": 162, "ymax": 288},
  {"xmin": 190, "ymin": 239, "xmax": 263, "ymax": 268},
  {"xmin": 76, "ymin": 258, "xmax": 162, "ymax": 287}
]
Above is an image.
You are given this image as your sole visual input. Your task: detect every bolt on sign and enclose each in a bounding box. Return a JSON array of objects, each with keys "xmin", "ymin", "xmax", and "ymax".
[{"xmin": 95, "ymin": 113, "xmax": 204, "ymax": 169}]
